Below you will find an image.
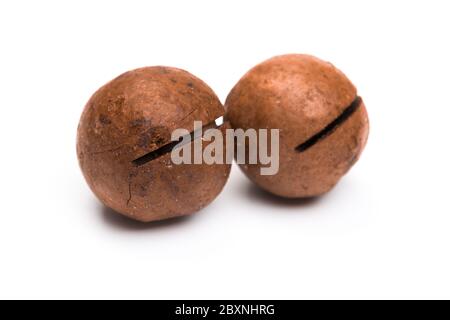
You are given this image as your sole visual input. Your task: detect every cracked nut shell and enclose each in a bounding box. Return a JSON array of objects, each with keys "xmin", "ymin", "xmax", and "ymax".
[
  {"xmin": 225, "ymin": 54, "xmax": 369, "ymax": 198},
  {"xmin": 77, "ymin": 66, "xmax": 231, "ymax": 222}
]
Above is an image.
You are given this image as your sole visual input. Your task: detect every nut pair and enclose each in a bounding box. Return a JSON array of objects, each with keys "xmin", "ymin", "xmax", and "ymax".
[{"xmin": 77, "ymin": 54, "xmax": 369, "ymax": 222}]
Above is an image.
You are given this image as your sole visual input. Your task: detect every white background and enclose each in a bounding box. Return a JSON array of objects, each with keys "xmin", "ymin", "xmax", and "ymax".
[{"xmin": 1, "ymin": 0, "xmax": 449, "ymax": 299}]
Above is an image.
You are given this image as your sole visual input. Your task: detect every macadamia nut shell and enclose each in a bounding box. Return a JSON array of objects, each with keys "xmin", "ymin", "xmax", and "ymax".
[
  {"xmin": 77, "ymin": 67, "xmax": 231, "ymax": 221},
  {"xmin": 225, "ymin": 54, "xmax": 369, "ymax": 198}
]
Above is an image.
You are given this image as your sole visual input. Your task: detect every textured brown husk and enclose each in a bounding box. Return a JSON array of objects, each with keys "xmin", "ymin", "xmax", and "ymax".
[
  {"xmin": 77, "ymin": 66, "xmax": 231, "ymax": 221},
  {"xmin": 225, "ymin": 54, "xmax": 369, "ymax": 198}
]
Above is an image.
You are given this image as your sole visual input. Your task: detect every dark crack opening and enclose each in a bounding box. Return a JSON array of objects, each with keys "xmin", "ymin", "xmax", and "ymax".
[
  {"xmin": 296, "ymin": 96, "xmax": 362, "ymax": 153},
  {"xmin": 131, "ymin": 119, "xmax": 221, "ymax": 167}
]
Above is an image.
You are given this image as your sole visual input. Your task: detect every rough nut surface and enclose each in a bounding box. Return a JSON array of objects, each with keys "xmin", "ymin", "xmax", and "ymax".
[
  {"xmin": 225, "ymin": 54, "xmax": 369, "ymax": 198},
  {"xmin": 77, "ymin": 66, "xmax": 231, "ymax": 222}
]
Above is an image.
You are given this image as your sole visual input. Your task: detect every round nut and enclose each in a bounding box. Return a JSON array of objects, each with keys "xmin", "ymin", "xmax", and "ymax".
[
  {"xmin": 225, "ymin": 54, "xmax": 369, "ymax": 198},
  {"xmin": 77, "ymin": 66, "xmax": 231, "ymax": 222}
]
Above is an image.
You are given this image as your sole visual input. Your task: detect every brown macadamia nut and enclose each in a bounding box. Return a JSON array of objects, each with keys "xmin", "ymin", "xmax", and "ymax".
[
  {"xmin": 225, "ymin": 54, "xmax": 369, "ymax": 198},
  {"xmin": 77, "ymin": 67, "xmax": 231, "ymax": 222}
]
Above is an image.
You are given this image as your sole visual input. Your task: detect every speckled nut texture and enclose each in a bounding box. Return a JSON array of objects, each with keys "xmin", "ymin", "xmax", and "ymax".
[
  {"xmin": 225, "ymin": 54, "xmax": 369, "ymax": 198},
  {"xmin": 77, "ymin": 67, "xmax": 231, "ymax": 222}
]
